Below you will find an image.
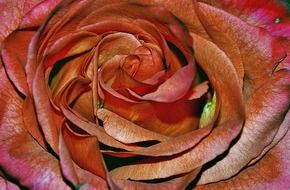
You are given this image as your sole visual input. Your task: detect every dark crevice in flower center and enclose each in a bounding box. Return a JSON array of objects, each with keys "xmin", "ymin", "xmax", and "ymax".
[
  {"xmin": 167, "ymin": 41, "xmax": 188, "ymax": 66},
  {"xmin": 102, "ymin": 154, "xmax": 148, "ymax": 171}
]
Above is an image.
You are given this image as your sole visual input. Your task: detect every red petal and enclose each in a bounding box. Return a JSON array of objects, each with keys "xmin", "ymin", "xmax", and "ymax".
[
  {"xmin": 19, "ymin": 0, "xmax": 63, "ymax": 28},
  {"xmin": 0, "ymin": 1, "xmax": 24, "ymax": 43},
  {"xmin": 131, "ymin": 0, "xmax": 209, "ymax": 38},
  {"xmin": 59, "ymin": 125, "xmax": 108, "ymax": 190},
  {"xmin": 1, "ymin": 31, "xmax": 34, "ymax": 95},
  {"xmin": 128, "ymin": 62, "xmax": 195, "ymax": 102},
  {"xmin": 196, "ymin": 2, "xmax": 287, "ymax": 99},
  {"xmin": 32, "ymin": 63, "xmax": 63, "ymax": 152},
  {"xmin": 198, "ymin": 70, "xmax": 290, "ymax": 184},
  {"xmin": 0, "ymin": 68, "xmax": 68, "ymax": 189},
  {"xmin": 195, "ymin": 129, "xmax": 290, "ymax": 189},
  {"xmin": 60, "ymin": 105, "xmax": 143, "ymax": 152},
  {"xmin": 61, "ymin": 124, "xmax": 107, "ymax": 179},
  {"xmin": 191, "ymin": 33, "xmax": 244, "ymax": 124},
  {"xmin": 109, "ymin": 119, "xmax": 242, "ymax": 181},
  {"xmin": 23, "ymin": 96, "xmax": 47, "ymax": 148},
  {"xmin": 198, "ymin": 0, "xmax": 290, "ymax": 38}
]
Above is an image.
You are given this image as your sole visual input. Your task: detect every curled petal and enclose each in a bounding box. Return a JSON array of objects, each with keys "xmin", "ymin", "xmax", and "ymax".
[
  {"xmin": 198, "ymin": 70, "xmax": 290, "ymax": 184},
  {"xmin": 128, "ymin": 62, "xmax": 195, "ymax": 102},
  {"xmin": 196, "ymin": 2, "xmax": 287, "ymax": 99},
  {"xmin": 98, "ymin": 108, "xmax": 169, "ymax": 144},
  {"xmin": 61, "ymin": 123, "xmax": 107, "ymax": 179},
  {"xmin": 32, "ymin": 63, "xmax": 63, "ymax": 152},
  {"xmin": 1, "ymin": 31, "xmax": 34, "ymax": 95},
  {"xmin": 195, "ymin": 129, "xmax": 290, "ymax": 189},
  {"xmin": 0, "ymin": 68, "xmax": 69, "ymax": 189}
]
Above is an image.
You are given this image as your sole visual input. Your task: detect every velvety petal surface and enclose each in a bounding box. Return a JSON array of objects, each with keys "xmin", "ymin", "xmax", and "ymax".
[{"xmin": 0, "ymin": 68, "xmax": 69, "ymax": 189}]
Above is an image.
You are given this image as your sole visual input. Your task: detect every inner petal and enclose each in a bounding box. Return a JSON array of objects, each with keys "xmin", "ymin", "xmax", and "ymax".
[{"xmin": 97, "ymin": 32, "xmax": 142, "ymax": 66}]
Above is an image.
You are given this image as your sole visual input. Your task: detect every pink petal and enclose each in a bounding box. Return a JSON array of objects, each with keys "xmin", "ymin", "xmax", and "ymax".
[
  {"xmin": 0, "ymin": 68, "xmax": 69, "ymax": 189},
  {"xmin": 198, "ymin": 70, "xmax": 290, "ymax": 184},
  {"xmin": 1, "ymin": 31, "xmax": 34, "ymax": 95},
  {"xmin": 128, "ymin": 62, "xmax": 195, "ymax": 102},
  {"xmin": 195, "ymin": 128, "xmax": 290, "ymax": 189},
  {"xmin": 184, "ymin": 81, "xmax": 209, "ymax": 100}
]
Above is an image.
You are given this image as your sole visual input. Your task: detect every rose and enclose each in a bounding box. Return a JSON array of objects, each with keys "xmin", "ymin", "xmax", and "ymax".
[{"xmin": 0, "ymin": 0, "xmax": 289, "ymax": 189}]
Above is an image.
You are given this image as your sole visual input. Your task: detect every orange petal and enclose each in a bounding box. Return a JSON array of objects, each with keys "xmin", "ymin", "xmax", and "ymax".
[
  {"xmin": 103, "ymin": 126, "xmax": 212, "ymax": 158},
  {"xmin": 113, "ymin": 168, "xmax": 201, "ymax": 190},
  {"xmin": 61, "ymin": 123, "xmax": 107, "ymax": 179},
  {"xmin": 32, "ymin": 63, "xmax": 63, "ymax": 152},
  {"xmin": 60, "ymin": 105, "xmax": 142, "ymax": 152},
  {"xmin": 98, "ymin": 108, "xmax": 169, "ymax": 144},
  {"xmin": 198, "ymin": 70, "xmax": 290, "ymax": 184},
  {"xmin": 195, "ymin": 129, "xmax": 290, "ymax": 189}
]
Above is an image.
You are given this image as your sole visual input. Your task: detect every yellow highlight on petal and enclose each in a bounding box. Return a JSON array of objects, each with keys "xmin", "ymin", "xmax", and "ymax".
[{"xmin": 199, "ymin": 93, "xmax": 216, "ymax": 128}]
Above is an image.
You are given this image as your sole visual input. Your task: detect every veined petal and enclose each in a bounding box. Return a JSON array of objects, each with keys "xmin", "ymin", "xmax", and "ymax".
[{"xmin": 0, "ymin": 68, "xmax": 69, "ymax": 189}]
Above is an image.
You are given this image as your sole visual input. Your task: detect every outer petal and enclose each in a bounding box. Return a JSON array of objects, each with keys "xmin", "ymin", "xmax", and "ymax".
[
  {"xmin": 0, "ymin": 68, "xmax": 69, "ymax": 189},
  {"xmin": 0, "ymin": 0, "xmax": 60, "ymax": 44},
  {"xmin": 1, "ymin": 31, "xmax": 34, "ymax": 95},
  {"xmin": 0, "ymin": 175, "xmax": 20, "ymax": 190},
  {"xmin": 198, "ymin": 0, "xmax": 290, "ymax": 38},
  {"xmin": 197, "ymin": 70, "xmax": 290, "ymax": 184},
  {"xmin": 195, "ymin": 129, "xmax": 290, "ymax": 190},
  {"xmin": 196, "ymin": 2, "xmax": 288, "ymax": 99},
  {"xmin": 32, "ymin": 63, "xmax": 63, "ymax": 152},
  {"xmin": 59, "ymin": 126, "xmax": 108, "ymax": 190}
]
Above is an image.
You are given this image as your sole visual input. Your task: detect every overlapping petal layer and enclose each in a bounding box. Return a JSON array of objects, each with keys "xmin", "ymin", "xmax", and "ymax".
[{"xmin": 0, "ymin": 0, "xmax": 289, "ymax": 189}]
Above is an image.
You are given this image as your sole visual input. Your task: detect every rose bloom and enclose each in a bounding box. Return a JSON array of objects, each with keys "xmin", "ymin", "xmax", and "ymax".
[{"xmin": 0, "ymin": 0, "xmax": 289, "ymax": 189}]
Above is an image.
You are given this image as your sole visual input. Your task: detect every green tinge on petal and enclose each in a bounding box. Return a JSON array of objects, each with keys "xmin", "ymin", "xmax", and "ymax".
[
  {"xmin": 199, "ymin": 93, "xmax": 216, "ymax": 128},
  {"xmin": 75, "ymin": 183, "xmax": 86, "ymax": 190}
]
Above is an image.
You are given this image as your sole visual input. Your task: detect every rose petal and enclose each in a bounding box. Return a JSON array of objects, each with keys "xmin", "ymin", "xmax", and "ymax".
[
  {"xmin": 191, "ymin": 33, "xmax": 244, "ymax": 124},
  {"xmin": 103, "ymin": 126, "xmax": 212, "ymax": 158},
  {"xmin": 61, "ymin": 123, "xmax": 107, "ymax": 179},
  {"xmin": 32, "ymin": 63, "xmax": 63, "ymax": 152},
  {"xmin": 196, "ymin": 2, "xmax": 287, "ymax": 99},
  {"xmin": 0, "ymin": 175, "xmax": 19, "ymax": 190},
  {"xmin": 0, "ymin": 68, "xmax": 69, "ymax": 189},
  {"xmin": 59, "ymin": 121, "xmax": 109, "ymax": 190},
  {"xmin": 183, "ymin": 81, "xmax": 209, "ymax": 100},
  {"xmin": 57, "ymin": 78, "xmax": 143, "ymax": 151},
  {"xmin": 19, "ymin": 0, "xmax": 63, "ymax": 28},
  {"xmin": 22, "ymin": 96, "xmax": 47, "ymax": 148},
  {"xmin": 43, "ymin": 31, "xmax": 100, "ymax": 69},
  {"xmin": 0, "ymin": 1, "xmax": 24, "ymax": 43},
  {"xmin": 198, "ymin": 0, "xmax": 290, "ymax": 38},
  {"xmin": 198, "ymin": 69, "xmax": 290, "ymax": 184},
  {"xmin": 128, "ymin": 62, "xmax": 195, "ymax": 102},
  {"xmin": 49, "ymin": 52, "xmax": 91, "ymax": 100},
  {"xmin": 60, "ymin": 105, "xmax": 142, "ymax": 152},
  {"xmin": 113, "ymin": 168, "xmax": 201, "ymax": 190},
  {"xmin": 248, "ymin": 108, "xmax": 290, "ymax": 165},
  {"xmin": 131, "ymin": 0, "xmax": 209, "ymax": 39},
  {"xmin": 109, "ymin": 119, "xmax": 242, "ymax": 180},
  {"xmin": 195, "ymin": 128, "xmax": 290, "ymax": 189},
  {"xmin": 1, "ymin": 31, "xmax": 34, "ymax": 95},
  {"xmin": 98, "ymin": 108, "xmax": 169, "ymax": 143}
]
